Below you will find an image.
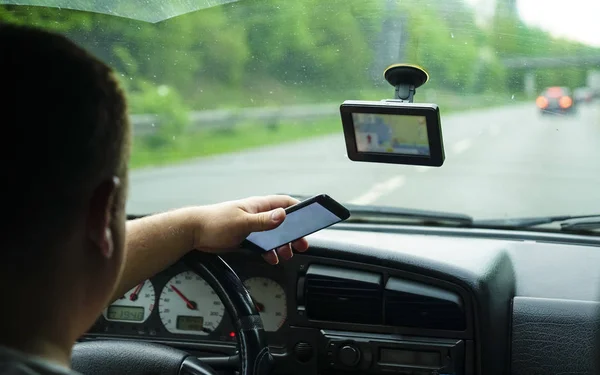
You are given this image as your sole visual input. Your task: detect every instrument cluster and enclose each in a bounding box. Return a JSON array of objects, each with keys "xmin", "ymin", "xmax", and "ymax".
[{"xmin": 88, "ymin": 257, "xmax": 289, "ymax": 346}]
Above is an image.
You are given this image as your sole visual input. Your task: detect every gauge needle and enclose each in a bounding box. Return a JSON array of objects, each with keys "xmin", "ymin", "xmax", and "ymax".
[
  {"xmin": 256, "ymin": 303, "xmax": 265, "ymax": 312},
  {"xmin": 130, "ymin": 281, "xmax": 144, "ymax": 301},
  {"xmin": 170, "ymin": 284, "xmax": 196, "ymax": 310},
  {"xmin": 251, "ymin": 297, "xmax": 265, "ymax": 312}
]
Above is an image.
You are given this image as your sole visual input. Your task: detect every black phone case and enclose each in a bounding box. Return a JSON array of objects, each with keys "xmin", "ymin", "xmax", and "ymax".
[{"xmin": 241, "ymin": 194, "xmax": 350, "ymax": 252}]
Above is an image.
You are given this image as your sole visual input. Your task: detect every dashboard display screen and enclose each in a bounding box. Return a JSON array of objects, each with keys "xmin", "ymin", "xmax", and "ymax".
[
  {"xmin": 379, "ymin": 348, "xmax": 441, "ymax": 367},
  {"xmin": 106, "ymin": 305, "xmax": 145, "ymax": 322},
  {"xmin": 176, "ymin": 315, "xmax": 204, "ymax": 331}
]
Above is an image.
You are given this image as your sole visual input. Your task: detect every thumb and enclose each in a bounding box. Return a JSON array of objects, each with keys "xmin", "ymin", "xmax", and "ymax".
[{"xmin": 246, "ymin": 207, "xmax": 286, "ymax": 232}]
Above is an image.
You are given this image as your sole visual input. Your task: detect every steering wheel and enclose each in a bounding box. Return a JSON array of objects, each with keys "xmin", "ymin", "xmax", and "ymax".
[{"xmin": 72, "ymin": 251, "xmax": 273, "ymax": 375}]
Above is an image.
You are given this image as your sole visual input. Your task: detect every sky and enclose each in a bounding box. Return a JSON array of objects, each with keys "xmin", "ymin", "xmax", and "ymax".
[{"xmin": 465, "ymin": 0, "xmax": 600, "ymax": 47}]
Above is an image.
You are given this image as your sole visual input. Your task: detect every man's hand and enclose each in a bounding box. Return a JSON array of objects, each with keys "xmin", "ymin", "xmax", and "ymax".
[
  {"xmin": 115, "ymin": 195, "xmax": 307, "ymax": 302},
  {"xmin": 188, "ymin": 195, "xmax": 309, "ymax": 264}
]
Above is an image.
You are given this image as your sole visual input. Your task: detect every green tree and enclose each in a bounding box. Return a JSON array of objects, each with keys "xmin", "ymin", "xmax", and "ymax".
[{"xmin": 2, "ymin": 0, "xmax": 598, "ymax": 110}]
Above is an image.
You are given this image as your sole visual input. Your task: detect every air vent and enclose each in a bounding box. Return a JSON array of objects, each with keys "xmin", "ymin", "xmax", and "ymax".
[
  {"xmin": 303, "ymin": 264, "xmax": 383, "ymax": 325},
  {"xmin": 384, "ymin": 277, "xmax": 466, "ymax": 331}
]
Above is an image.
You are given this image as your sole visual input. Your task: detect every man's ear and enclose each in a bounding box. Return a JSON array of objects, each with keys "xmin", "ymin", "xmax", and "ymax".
[{"xmin": 87, "ymin": 177, "xmax": 120, "ymax": 259}]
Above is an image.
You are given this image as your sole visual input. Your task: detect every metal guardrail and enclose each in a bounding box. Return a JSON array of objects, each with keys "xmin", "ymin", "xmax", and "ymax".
[
  {"xmin": 131, "ymin": 103, "xmax": 340, "ymax": 136},
  {"xmin": 129, "ymin": 92, "xmax": 522, "ymax": 137}
]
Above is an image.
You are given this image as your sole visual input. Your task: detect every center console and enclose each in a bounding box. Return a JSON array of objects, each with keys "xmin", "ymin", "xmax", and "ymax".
[{"xmin": 285, "ymin": 259, "xmax": 476, "ymax": 375}]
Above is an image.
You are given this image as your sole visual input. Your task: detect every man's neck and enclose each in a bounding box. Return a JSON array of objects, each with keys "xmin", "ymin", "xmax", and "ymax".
[{"xmin": 0, "ymin": 336, "xmax": 72, "ymax": 368}]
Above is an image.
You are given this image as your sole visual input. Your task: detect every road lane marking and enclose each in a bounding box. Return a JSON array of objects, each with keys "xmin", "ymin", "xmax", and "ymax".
[
  {"xmin": 349, "ymin": 176, "xmax": 405, "ymax": 205},
  {"xmin": 452, "ymin": 139, "xmax": 472, "ymax": 155}
]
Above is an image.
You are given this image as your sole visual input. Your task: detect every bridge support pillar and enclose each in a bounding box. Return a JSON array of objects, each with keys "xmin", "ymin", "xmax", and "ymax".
[{"xmin": 524, "ymin": 71, "xmax": 535, "ymax": 98}]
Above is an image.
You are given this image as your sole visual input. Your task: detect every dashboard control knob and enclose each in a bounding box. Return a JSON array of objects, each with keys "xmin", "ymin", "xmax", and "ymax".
[
  {"xmin": 338, "ymin": 344, "xmax": 360, "ymax": 367},
  {"xmin": 294, "ymin": 342, "xmax": 313, "ymax": 363}
]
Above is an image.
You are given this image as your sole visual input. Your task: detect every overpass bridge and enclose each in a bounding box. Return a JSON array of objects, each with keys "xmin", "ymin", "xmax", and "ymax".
[
  {"xmin": 501, "ymin": 55, "xmax": 600, "ymax": 69},
  {"xmin": 500, "ymin": 55, "xmax": 600, "ymax": 96}
]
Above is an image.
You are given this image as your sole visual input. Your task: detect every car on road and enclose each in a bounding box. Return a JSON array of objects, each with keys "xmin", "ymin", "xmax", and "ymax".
[{"xmin": 536, "ymin": 86, "xmax": 577, "ymax": 115}]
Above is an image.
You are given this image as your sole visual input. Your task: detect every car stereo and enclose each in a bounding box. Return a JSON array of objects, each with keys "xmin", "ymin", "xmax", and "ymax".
[{"xmin": 319, "ymin": 330, "xmax": 465, "ymax": 375}]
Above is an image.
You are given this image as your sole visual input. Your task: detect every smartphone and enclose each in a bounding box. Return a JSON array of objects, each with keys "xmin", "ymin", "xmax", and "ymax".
[{"xmin": 242, "ymin": 194, "xmax": 350, "ymax": 253}]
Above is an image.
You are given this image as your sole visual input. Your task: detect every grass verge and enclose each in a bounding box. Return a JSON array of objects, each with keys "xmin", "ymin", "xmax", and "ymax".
[{"xmin": 130, "ymin": 117, "xmax": 341, "ymax": 169}]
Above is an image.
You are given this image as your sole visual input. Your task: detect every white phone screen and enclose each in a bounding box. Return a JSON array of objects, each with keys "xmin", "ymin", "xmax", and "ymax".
[{"xmin": 246, "ymin": 203, "xmax": 341, "ymax": 251}]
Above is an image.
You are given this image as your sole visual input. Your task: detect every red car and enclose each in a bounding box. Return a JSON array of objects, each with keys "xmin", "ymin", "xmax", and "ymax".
[{"xmin": 536, "ymin": 86, "xmax": 577, "ymax": 115}]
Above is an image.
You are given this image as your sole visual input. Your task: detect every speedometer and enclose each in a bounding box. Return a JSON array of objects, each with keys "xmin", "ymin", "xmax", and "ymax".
[
  {"xmin": 243, "ymin": 277, "xmax": 287, "ymax": 332},
  {"xmin": 103, "ymin": 280, "xmax": 155, "ymax": 323},
  {"xmin": 158, "ymin": 271, "xmax": 225, "ymax": 335}
]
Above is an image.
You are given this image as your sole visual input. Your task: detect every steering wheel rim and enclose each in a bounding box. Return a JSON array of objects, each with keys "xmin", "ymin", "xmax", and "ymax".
[
  {"xmin": 183, "ymin": 251, "xmax": 273, "ymax": 375},
  {"xmin": 72, "ymin": 251, "xmax": 272, "ymax": 375}
]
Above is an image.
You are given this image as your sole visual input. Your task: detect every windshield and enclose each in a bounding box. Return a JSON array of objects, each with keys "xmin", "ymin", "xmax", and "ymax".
[{"xmin": 3, "ymin": 0, "xmax": 600, "ymax": 220}]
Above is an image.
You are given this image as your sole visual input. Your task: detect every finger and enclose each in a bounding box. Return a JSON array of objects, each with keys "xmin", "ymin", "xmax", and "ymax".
[
  {"xmin": 245, "ymin": 207, "xmax": 286, "ymax": 232},
  {"xmin": 252, "ymin": 195, "xmax": 300, "ymax": 212},
  {"xmin": 276, "ymin": 243, "xmax": 293, "ymax": 261},
  {"xmin": 262, "ymin": 250, "xmax": 279, "ymax": 265},
  {"xmin": 267, "ymin": 194, "xmax": 300, "ymax": 207},
  {"xmin": 291, "ymin": 237, "xmax": 309, "ymax": 252}
]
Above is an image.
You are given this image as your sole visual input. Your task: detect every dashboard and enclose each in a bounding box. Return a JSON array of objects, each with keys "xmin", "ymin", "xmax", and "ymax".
[
  {"xmin": 84, "ymin": 223, "xmax": 600, "ymax": 375},
  {"xmin": 88, "ymin": 254, "xmax": 291, "ymax": 350}
]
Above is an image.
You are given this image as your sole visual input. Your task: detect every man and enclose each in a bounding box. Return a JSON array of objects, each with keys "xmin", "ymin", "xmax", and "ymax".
[{"xmin": 0, "ymin": 24, "xmax": 308, "ymax": 374}]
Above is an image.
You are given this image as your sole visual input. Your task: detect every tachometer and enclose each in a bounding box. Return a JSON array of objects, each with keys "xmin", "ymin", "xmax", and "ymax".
[
  {"xmin": 158, "ymin": 271, "xmax": 225, "ymax": 335},
  {"xmin": 243, "ymin": 277, "xmax": 287, "ymax": 332},
  {"xmin": 103, "ymin": 280, "xmax": 155, "ymax": 323}
]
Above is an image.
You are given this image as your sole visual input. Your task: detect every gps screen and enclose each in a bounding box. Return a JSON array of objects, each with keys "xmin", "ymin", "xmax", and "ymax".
[{"xmin": 352, "ymin": 113, "xmax": 430, "ymax": 156}]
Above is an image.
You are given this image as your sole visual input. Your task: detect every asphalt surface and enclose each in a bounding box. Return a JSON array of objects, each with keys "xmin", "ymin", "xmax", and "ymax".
[{"xmin": 128, "ymin": 102, "xmax": 600, "ymax": 220}]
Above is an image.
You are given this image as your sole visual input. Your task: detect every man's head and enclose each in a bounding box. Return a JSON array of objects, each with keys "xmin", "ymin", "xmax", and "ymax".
[{"xmin": 0, "ymin": 24, "xmax": 131, "ymax": 353}]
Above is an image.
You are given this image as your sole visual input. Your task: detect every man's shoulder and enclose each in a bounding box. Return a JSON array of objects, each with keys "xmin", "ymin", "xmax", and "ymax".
[
  {"xmin": 0, "ymin": 360, "xmax": 78, "ymax": 375},
  {"xmin": 0, "ymin": 360, "xmax": 47, "ymax": 375},
  {"xmin": 0, "ymin": 347, "xmax": 79, "ymax": 375}
]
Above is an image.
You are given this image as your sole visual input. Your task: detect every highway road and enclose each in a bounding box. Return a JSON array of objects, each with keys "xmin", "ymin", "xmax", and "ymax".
[{"xmin": 128, "ymin": 102, "xmax": 600, "ymax": 220}]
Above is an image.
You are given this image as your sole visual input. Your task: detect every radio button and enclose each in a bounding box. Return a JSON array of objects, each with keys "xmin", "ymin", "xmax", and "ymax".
[{"xmin": 338, "ymin": 344, "xmax": 361, "ymax": 367}]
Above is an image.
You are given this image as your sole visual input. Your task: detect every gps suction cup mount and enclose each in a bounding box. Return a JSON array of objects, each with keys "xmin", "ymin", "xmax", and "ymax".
[
  {"xmin": 339, "ymin": 62, "xmax": 444, "ymax": 167},
  {"xmin": 383, "ymin": 64, "xmax": 429, "ymax": 103}
]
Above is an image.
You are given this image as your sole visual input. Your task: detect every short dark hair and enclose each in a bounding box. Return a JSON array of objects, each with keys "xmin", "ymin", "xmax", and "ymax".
[{"xmin": 0, "ymin": 24, "xmax": 130, "ymax": 269}]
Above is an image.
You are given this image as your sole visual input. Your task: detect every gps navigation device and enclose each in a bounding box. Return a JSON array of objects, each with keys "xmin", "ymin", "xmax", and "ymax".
[
  {"xmin": 340, "ymin": 64, "xmax": 446, "ymax": 167},
  {"xmin": 340, "ymin": 100, "xmax": 444, "ymax": 166}
]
